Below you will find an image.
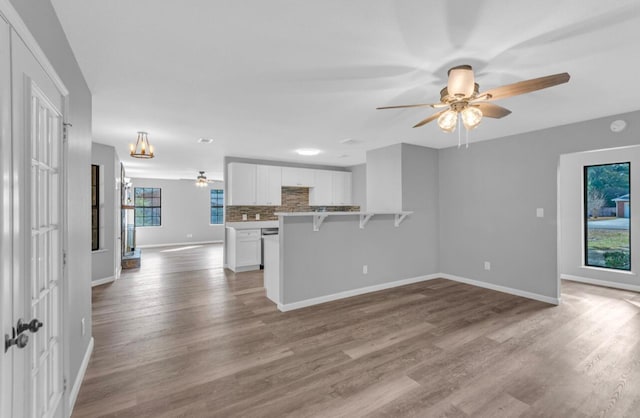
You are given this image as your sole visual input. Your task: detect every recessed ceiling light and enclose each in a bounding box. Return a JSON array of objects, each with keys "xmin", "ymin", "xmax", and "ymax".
[
  {"xmin": 198, "ymin": 138, "xmax": 214, "ymax": 144},
  {"xmin": 296, "ymin": 148, "xmax": 321, "ymax": 156}
]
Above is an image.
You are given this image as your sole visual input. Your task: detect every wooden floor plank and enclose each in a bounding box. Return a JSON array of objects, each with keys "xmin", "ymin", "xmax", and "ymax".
[{"xmin": 72, "ymin": 244, "xmax": 640, "ymax": 417}]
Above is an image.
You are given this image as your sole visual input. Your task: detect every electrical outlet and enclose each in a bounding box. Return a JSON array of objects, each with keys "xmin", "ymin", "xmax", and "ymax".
[
  {"xmin": 484, "ymin": 261, "xmax": 491, "ymax": 271},
  {"xmin": 536, "ymin": 208, "xmax": 544, "ymax": 218},
  {"xmin": 256, "ymin": 214, "xmax": 260, "ymax": 220},
  {"xmin": 242, "ymin": 214, "xmax": 247, "ymax": 221},
  {"xmin": 186, "ymin": 233, "xmax": 193, "ymax": 238},
  {"xmin": 81, "ymin": 318, "xmax": 85, "ymax": 336},
  {"xmin": 363, "ymin": 265, "xmax": 368, "ymax": 274}
]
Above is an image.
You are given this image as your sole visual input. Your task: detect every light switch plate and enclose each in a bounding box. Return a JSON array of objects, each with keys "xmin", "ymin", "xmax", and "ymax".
[
  {"xmin": 536, "ymin": 208, "xmax": 544, "ymax": 218},
  {"xmin": 256, "ymin": 214, "xmax": 260, "ymax": 220},
  {"xmin": 242, "ymin": 214, "xmax": 247, "ymax": 221}
]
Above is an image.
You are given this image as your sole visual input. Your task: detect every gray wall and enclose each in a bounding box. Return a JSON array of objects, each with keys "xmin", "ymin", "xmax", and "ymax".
[
  {"xmin": 281, "ymin": 144, "xmax": 440, "ymax": 304},
  {"xmin": 91, "ymin": 143, "xmax": 120, "ymax": 282},
  {"xmin": 131, "ymin": 178, "xmax": 225, "ymax": 247},
  {"xmin": 350, "ymin": 163, "xmax": 366, "ymax": 211},
  {"xmin": 366, "ymin": 144, "xmax": 402, "ymax": 212},
  {"xmin": 438, "ymin": 110, "xmax": 640, "ymax": 300},
  {"xmin": 11, "ymin": 0, "xmax": 93, "ymax": 397}
]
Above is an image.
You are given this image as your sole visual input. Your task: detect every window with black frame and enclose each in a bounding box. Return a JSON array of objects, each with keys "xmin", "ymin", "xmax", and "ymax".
[
  {"xmin": 91, "ymin": 164, "xmax": 99, "ymax": 250},
  {"xmin": 210, "ymin": 189, "xmax": 224, "ymax": 224},
  {"xmin": 134, "ymin": 187, "xmax": 162, "ymax": 227},
  {"xmin": 584, "ymin": 162, "xmax": 630, "ymax": 270}
]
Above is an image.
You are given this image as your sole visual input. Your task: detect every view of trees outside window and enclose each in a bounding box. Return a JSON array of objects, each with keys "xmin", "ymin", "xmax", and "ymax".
[{"xmin": 584, "ymin": 162, "xmax": 630, "ymax": 270}]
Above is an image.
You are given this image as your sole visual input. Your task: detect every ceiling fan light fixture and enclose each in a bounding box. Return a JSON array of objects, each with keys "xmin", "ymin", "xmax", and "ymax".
[
  {"xmin": 447, "ymin": 65, "xmax": 475, "ymax": 97},
  {"xmin": 461, "ymin": 107, "xmax": 483, "ymax": 130},
  {"xmin": 437, "ymin": 110, "xmax": 458, "ymax": 132},
  {"xmin": 195, "ymin": 171, "xmax": 208, "ymax": 187}
]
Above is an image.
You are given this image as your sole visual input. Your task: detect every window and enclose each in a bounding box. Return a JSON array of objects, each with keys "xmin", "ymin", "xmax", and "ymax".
[
  {"xmin": 91, "ymin": 164, "xmax": 99, "ymax": 250},
  {"xmin": 134, "ymin": 187, "xmax": 162, "ymax": 227},
  {"xmin": 584, "ymin": 162, "xmax": 630, "ymax": 270},
  {"xmin": 210, "ymin": 189, "xmax": 224, "ymax": 224}
]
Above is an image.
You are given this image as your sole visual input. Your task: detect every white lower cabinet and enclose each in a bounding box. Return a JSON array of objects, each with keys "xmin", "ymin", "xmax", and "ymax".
[{"xmin": 226, "ymin": 228, "xmax": 261, "ymax": 272}]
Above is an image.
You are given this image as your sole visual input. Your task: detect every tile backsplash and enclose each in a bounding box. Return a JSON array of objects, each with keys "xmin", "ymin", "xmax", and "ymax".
[{"xmin": 225, "ymin": 187, "xmax": 359, "ymax": 222}]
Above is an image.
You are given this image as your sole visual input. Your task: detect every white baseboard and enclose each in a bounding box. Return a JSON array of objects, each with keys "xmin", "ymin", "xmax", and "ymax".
[
  {"xmin": 136, "ymin": 240, "xmax": 223, "ymax": 249},
  {"xmin": 91, "ymin": 275, "xmax": 115, "ymax": 287},
  {"xmin": 439, "ymin": 273, "xmax": 560, "ymax": 305},
  {"xmin": 277, "ymin": 273, "xmax": 441, "ymax": 312},
  {"xmin": 68, "ymin": 337, "xmax": 94, "ymax": 413},
  {"xmin": 561, "ymin": 273, "xmax": 640, "ymax": 293}
]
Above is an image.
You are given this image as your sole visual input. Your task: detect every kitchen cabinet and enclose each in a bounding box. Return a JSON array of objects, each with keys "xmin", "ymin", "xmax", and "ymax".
[
  {"xmin": 226, "ymin": 227, "xmax": 261, "ymax": 272},
  {"xmin": 227, "ymin": 163, "xmax": 257, "ymax": 205},
  {"xmin": 332, "ymin": 171, "xmax": 352, "ymax": 205},
  {"xmin": 282, "ymin": 167, "xmax": 316, "ymax": 187},
  {"xmin": 256, "ymin": 165, "xmax": 282, "ymax": 206},
  {"xmin": 309, "ymin": 170, "xmax": 333, "ymax": 205}
]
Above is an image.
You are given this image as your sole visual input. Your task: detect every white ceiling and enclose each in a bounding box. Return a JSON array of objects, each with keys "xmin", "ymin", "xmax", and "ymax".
[{"xmin": 50, "ymin": 0, "xmax": 640, "ymax": 180}]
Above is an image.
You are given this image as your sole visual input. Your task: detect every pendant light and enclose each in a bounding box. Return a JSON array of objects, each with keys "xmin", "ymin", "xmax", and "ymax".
[{"xmin": 130, "ymin": 131, "xmax": 154, "ymax": 159}]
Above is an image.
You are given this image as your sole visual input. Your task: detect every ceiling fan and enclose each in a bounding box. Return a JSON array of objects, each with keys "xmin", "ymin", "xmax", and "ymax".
[
  {"xmin": 194, "ymin": 171, "xmax": 215, "ymax": 187},
  {"xmin": 377, "ymin": 65, "xmax": 570, "ymax": 133}
]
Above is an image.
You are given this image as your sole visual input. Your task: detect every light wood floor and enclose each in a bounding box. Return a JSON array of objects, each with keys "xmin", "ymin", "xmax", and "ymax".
[{"xmin": 73, "ymin": 244, "xmax": 640, "ymax": 417}]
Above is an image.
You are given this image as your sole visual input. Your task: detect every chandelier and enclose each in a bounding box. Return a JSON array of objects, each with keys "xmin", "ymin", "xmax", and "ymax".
[{"xmin": 130, "ymin": 131, "xmax": 154, "ymax": 159}]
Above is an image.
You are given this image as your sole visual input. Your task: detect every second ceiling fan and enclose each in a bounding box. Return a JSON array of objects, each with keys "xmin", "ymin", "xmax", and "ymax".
[{"xmin": 377, "ymin": 65, "xmax": 570, "ymax": 133}]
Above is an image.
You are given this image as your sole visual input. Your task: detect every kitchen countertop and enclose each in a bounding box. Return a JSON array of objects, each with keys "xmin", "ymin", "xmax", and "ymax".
[{"xmin": 225, "ymin": 221, "xmax": 279, "ymax": 229}]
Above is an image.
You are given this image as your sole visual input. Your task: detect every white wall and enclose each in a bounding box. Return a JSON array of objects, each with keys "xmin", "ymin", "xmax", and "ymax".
[
  {"xmin": 559, "ymin": 145, "xmax": 640, "ymax": 289},
  {"xmin": 131, "ymin": 178, "xmax": 225, "ymax": 247},
  {"xmin": 91, "ymin": 143, "xmax": 121, "ymax": 283},
  {"xmin": 10, "ymin": 0, "xmax": 93, "ymax": 402},
  {"xmin": 366, "ymin": 144, "xmax": 402, "ymax": 212},
  {"xmin": 350, "ymin": 163, "xmax": 366, "ymax": 211}
]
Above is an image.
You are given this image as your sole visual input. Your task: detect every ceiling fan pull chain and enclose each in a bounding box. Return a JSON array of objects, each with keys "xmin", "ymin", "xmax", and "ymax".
[
  {"xmin": 457, "ymin": 116, "xmax": 462, "ymax": 149},
  {"xmin": 466, "ymin": 128, "xmax": 469, "ymax": 149}
]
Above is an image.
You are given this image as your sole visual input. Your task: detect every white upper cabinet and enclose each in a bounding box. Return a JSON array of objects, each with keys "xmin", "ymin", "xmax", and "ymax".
[
  {"xmin": 256, "ymin": 165, "xmax": 282, "ymax": 206},
  {"xmin": 309, "ymin": 170, "xmax": 333, "ymax": 205},
  {"xmin": 227, "ymin": 163, "xmax": 257, "ymax": 205},
  {"xmin": 282, "ymin": 167, "xmax": 316, "ymax": 187},
  {"xmin": 228, "ymin": 163, "xmax": 352, "ymax": 206},
  {"xmin": 332, "ymin": 171, "xmax": 352, "ymax": 205}
]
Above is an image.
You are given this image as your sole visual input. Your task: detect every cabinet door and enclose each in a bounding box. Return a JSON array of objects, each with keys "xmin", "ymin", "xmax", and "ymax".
[
  {"xmin": 228, "ymin": 163, "xmax": 257, "ymax": 205},
  {"xmin": 310, "ymin": 170, "xmax": 332, "ymax": 205},
  {"xmin": 282, "ymin": 167, "xmax": 315, "ymax": 187},
  {"xmin": 257, "ymin": 165, "xmax": 282, "ymax": 206},
  {"xmin": 236, "ymin": 230, "xmax": 261, "ymax": 266},
  {"xmin": 332, "ymin": 171, "xmax": 353, "ymax": 205}
]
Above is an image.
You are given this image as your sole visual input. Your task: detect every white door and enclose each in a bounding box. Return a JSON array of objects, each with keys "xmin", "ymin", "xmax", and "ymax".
[
  {"xmin": 10, "ymin": 29, "xmax": 65, "ymax": 418},
  {"xmin": 0, "ymin": 15, "xmax": 13, "ymax": 418}
]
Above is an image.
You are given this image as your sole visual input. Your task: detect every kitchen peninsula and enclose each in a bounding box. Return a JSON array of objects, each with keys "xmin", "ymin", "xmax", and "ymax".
[{"xmin": 264, "ymin": 210, "xmax": 414, "ymax": 310}]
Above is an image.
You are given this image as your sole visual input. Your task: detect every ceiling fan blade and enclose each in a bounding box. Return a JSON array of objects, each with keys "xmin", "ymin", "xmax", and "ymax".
[
  {"xmin": 377, "ymin": 103, "xmax": 441, "ymax": 110},
  {"xmin": 413, "ymin": 110, "xmax": 446, "ymax": 128},
  {"xmin": 472, "ymin": 103, "xmax": 512, "ymax": 118},
  {"xmin": 480, "ymin": 72, "xmax": 570, "ymax": 101}
]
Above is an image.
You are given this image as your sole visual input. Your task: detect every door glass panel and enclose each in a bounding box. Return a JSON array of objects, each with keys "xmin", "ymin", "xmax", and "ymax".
[{"xmin": 584, "ymin": 162, "xmax": 630, "ymax": 270}]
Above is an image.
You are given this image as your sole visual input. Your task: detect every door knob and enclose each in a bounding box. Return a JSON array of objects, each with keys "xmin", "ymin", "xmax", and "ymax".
[
  {"xmin": 4, "ymin": 333, "xmax": 29, "ymax": 352},
  {"xmin": 16, "ymin": 318, "xmax": 43, "ymax": 335}
]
